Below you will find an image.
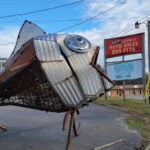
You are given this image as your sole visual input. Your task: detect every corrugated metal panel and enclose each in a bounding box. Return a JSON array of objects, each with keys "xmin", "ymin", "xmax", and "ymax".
[
  {"xmin": 76, "ymin": 67, "xmax": 104, "ymax": 96},
  {"xmin": 56, "ymin": 35, "xmax": 73, "ymax": 57},
  {"xmin": 41, "ymin": 61, "xmax": 84, "ymax": 107},
  {"xmin": 33, "ymin": 34, "xmax": 85, "ymax": 107},
  {"xmin": 68, "ymin": 53, "xmax": 92, "ymax": 70},
  {"xmin": 103, "ymin": 77, "xmax": 114, "ymax": 91},
  {"xmin": 73, "ymin": 64, "xmax": 105, "ymax": 98},
  {"xmin": 34, "ymin": 34, "xmax": 62, "ymax": 61},
  {"xmin": 41, "ymin": 61, "xmax": 72, "ymax": 84},
  {"xmin": 54, "ymin": 78, "xmax": 83, "ymax": 106},
  {"xmin": 57, "ymin": 35, "xmax": 105, "ymax": 99}
]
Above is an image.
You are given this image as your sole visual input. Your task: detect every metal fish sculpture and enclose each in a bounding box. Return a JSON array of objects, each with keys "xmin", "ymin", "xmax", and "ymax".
[{"xmin": 0, "ymin": 20, "xmax": 114, "ymax": 150}]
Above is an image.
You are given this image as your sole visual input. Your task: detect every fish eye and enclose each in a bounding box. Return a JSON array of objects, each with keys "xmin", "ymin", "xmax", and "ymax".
[{"xmin": 64, "ymin": 35, "xmax": 91, "ymax": 53}]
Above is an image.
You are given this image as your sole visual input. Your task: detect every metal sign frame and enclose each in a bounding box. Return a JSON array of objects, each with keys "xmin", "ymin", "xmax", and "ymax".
[
  {"xmin": 105, "ymin": 33, "xmax": 144, "ymax": 58},
  {"xmin": 104, "ymin": 33, "xmax": 145, "ymax": 100}
]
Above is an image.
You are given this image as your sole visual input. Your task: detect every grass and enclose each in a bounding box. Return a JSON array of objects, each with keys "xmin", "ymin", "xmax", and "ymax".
[
  {"xmin": 127, "ymin": 116, "xmax": 149, "ymax": 138},
  {"xmin": 97, "ymin": 97, "xmax": 150, "ymax": 115},
  {"xmin": 97, "ymin": 97, "xmax": 150, "ymax": 148}
]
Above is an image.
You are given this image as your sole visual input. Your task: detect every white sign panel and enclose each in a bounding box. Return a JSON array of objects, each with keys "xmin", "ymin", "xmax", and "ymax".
[{"xmin": 107, "ymin": 60, "xmax": 142, "ymax": 81}]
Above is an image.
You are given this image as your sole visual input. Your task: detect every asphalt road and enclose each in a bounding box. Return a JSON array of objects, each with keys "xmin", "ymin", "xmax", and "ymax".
[{"xmin": 0, "ymin": 103, "xmax": 141, "ymax": 150}]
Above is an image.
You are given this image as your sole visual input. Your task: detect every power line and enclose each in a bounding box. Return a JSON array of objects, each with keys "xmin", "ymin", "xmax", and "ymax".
[
  {"xmin": 0, "ymin": 19, "xmax": 81, "ymax": 24},
  {"xmin": 0, "ymin": 42, "xmax": 15, "ymax": 46},
  {"xmin": 0, "ymin": 16, "xmax": 144, "ymax": 24},
  {"xmin": 112, "ymin": 25, "xmax": 134, "ymax": 37},
  {"xmin": 0, "ymin": 18, "xmax": 112, "ymax": 24},
  {"xmin": 113, "ymin": 15, "xmax": 150, "ymax": 37},
  {"xmin": 27, "ymin": 19, "xmax": 82, "ymax": 23},
  {"xmin": 54, "ymin": 1, "xmax": 123, "ymax": 33},
  {"xmin": 0, "ymin": 0, "xmax": 84, "ymax": 19},
  {"xmin": 0, "ymin": 1, "xmax": 124, "ymax": 46}
]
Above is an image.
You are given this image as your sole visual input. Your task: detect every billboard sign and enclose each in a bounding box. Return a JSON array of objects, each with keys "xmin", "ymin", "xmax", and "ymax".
[
  {"xmin": 107, "ymin": 59, "xmax": 142, "ymax": 81},
  {"xmin": 105, "ymin": 33, "xmax": 143, "ymax": 58}
]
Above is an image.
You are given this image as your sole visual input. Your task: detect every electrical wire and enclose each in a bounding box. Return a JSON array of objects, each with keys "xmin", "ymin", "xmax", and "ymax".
[
  {"xmin": 54, "ymin": 1, "xmax": 124, "ymax": 33},
  {"xmin": 33, "ymin": 19, "xmax": 82, "ymax": 23},
  {"xmin": 0, "ymin": 16, "xmax": 148, "ymax": 46},
  {"xmin": 0, "ymin": 0, "xmax": 84, "ymax": 19},
  {"xmin": 0, "ymin": 1, "xmax": 123, "ymax": 46},
  {"xmin": 1, "ymin": 1, "xmax": 148, "ymax": 45},
  {"xmin": 0, "ymin": 42, "xmax": 15, "ymax": 46},
  {"xmin": 113, "ymin": 15, "xmax": 150, "ymax": 37}
]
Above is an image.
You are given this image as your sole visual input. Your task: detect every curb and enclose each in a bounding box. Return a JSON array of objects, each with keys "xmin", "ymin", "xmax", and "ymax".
[{"xmin": 95, "ymin": 102, "xmax": 128, "ymax": 113}]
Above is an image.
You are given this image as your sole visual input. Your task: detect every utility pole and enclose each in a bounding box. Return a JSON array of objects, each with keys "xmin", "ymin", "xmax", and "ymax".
[
  {"xmin": 148, "ymin": 21, "xmax": 150, "ymax": 73},
  {"xmin": 135, "ymin": 21, "xmax": 149, "ymax": 101},
  {"xmin": 147, "ymin": 21, "xmax": 150, "ymax": 103},
  {"xmin": 135, "ymin": 20, "xmax": 150, "ymax": 71}
]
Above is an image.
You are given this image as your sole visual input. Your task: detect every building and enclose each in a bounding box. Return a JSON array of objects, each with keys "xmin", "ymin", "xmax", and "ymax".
[{"xmin": 111, "ymin": 85, "xmax": 143, "ymax": 97}]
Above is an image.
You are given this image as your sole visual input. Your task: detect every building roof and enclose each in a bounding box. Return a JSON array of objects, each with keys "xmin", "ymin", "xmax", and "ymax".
[{"xmin": 112, "ymin": 85, "xmax": 143, "ymax": 89}]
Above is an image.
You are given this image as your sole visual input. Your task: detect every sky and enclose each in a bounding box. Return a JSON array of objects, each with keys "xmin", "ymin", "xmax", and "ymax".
[{"xmin": 0, "ymin": 0, "xmax": 149, "ymax": 69}]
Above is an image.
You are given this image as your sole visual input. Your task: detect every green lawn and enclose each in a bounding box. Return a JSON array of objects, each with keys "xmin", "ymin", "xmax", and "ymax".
[{"xmin": 97, "ymin": 97, "xmax": 150, "ymax": 147}]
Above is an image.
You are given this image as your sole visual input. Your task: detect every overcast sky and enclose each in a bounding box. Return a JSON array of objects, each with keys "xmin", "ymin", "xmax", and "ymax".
[{"xmin": 0, "ymin": 0, "xmax": 149, "ymax": 68}]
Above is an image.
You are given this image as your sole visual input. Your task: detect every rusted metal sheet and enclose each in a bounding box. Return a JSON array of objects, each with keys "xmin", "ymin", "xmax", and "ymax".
[
  {"xmin": 0, "ymin": 40, "xmax": 35, "ymax": 84},
  {"xmin": 0, "ymin": 60, "xmax": 68, "ymax": 112}
]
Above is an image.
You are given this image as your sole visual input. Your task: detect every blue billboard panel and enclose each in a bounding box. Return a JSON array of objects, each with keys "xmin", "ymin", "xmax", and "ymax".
[{"xmin": 107, "ymin": 60, "xmax": 142, "ymax": 80}]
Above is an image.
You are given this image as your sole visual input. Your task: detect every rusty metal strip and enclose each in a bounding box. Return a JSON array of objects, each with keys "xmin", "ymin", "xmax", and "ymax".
[
  {"xmin": 63, "ymin": 110, "xmax": 71, "ymax": 131},
  {"xmin": 90, "ymin": 46, "xmax": 100, "ymax": 66},
  {"xmin": 10, "ymin": 62, "xmax": 32, "ymax": 71},
  {"xmin": 73, "ymin": 118, "xmax": 80, "ymax": 136},
  {"xmin": 40, "ymin": 60, "xmax": 63, "ymax": 63},
  {"xmin": 94, "ymin": 65, "xmax": 115, "ymax": 86},
  {"xmin": 90, "ymin": 47, "xmax": 115, "ymax": 89},
  {"xmin": 91, "ymin": 47, "xmax": 115, "ymax": 85},
  {"xmin": 66, "ymin": 109, "xmax": 75, "ymax": 150},
  {"xmin": 63, "ymin": 108, "xmax": 80, "ymax": 150},
  {"xmin": 0, "ymin": 124, "xmax": 7, "ymax": 131}
]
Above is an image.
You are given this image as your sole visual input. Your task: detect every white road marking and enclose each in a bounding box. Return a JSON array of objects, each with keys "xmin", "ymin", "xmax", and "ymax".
[{"xmin": 93, "ymin": 139, "xmax": 124, "ymax": 150}]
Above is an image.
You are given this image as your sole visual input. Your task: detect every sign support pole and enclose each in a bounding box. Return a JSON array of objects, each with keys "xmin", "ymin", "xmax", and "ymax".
[
  {"xmin": 122, "ymin": 56, "xmax": 126, "ymax": 101},
  {"xmin": 148, "ymin": 21, "xmax": 150, "ymax": 78},
  {"xmin": 104, "ymin": 40, "xmax": 108, "ymax": 100},
  {"xmin": 142, "ymin": 33, "xmax": 146, "ymax": 103}
]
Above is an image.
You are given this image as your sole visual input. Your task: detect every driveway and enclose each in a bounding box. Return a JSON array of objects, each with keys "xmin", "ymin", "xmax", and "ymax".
[{"xmin": 0, "ymin": 103, "xmax": 141, "ymax": 150}]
